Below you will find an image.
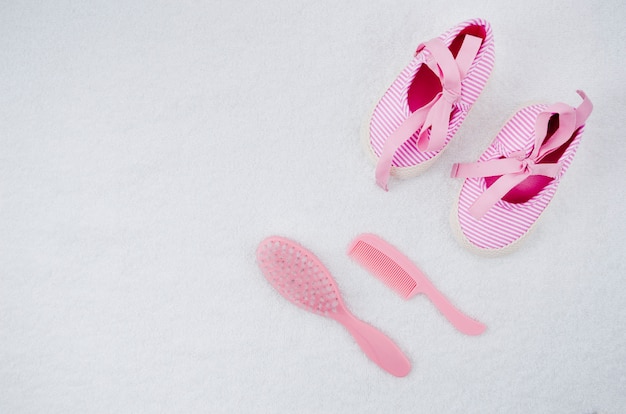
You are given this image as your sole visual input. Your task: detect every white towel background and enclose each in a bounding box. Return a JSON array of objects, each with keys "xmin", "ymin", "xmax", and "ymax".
[{"xmin": 2, "ymin": 1, "xmax": 625, "ymax": 413}]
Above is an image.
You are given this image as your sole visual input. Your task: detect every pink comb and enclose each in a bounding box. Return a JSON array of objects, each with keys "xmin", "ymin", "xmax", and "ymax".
[
  {"xmin": 347, "ymin": 234, "xmax": 486, "ymax": 336},
  {"xmin": 257, "ymin": 236, "xmax": 411, "ymax": 377}
]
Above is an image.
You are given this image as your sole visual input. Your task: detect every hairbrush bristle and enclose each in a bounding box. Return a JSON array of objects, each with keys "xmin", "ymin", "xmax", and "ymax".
[
  {"xmin": 348, "ymin": 240, "xmax": 417, "ymax": 299},
  {"xmin": 257, "ymin": 237, "xmax": 342, "ymax": 317}
]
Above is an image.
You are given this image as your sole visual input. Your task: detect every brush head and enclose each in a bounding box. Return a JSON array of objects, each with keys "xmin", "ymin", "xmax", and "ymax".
[
  {"xmin": 347, "ymin": 234, "xmax": 419, "ymax": 299},
  {"xmin": 257, "ymin": 236, "xmax": 344, "ymax": 317}
]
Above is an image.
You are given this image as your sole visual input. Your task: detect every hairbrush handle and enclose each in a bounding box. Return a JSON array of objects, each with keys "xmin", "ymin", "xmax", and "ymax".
[
  {"xmin": 414, "ymin": 279, "xmax": 486, "ymax": 336},
  {"xmin": 333, "ymin": 310, "xmax": 411, "ymax": 377}
]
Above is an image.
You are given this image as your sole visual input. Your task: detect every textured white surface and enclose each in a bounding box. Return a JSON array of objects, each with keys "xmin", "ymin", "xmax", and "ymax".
[{"xmin": 1, "ymin": 1, "xmax": 625, "ymax": 413}]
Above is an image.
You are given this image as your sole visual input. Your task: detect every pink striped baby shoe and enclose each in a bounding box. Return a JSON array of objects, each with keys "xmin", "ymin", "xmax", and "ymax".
[
  {"xmin": 367, "ymin": 19, "xmax": 495, "ymax": 191},
  {"xmin": 450, "ymin": 91, "xmax": 593, "ymax": 254}
]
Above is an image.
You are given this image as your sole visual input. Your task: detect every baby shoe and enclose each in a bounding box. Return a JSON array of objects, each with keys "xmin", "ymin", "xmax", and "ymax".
[
  {"xmin": 367, "ymin": 18, "xmax": 495, "ymax": 190},
  {"xmin": 450, "ymin": 90, "xmax": 593, "ymax": 254}
]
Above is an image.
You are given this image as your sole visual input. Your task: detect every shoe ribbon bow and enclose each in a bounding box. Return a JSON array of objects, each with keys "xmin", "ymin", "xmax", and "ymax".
[{"xmin": 451, "ymin": 90, "xmax": 593, "ymax": 219}]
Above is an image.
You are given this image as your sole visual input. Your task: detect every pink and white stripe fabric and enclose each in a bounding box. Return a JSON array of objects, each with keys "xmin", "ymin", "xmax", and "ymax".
[
  {"xmin": 453, "ymin": 92, "xmax": 592, "ymax": 251},
  {"xmin": 368, "ymin": 19, "xmax": 495, "ymax": 170}
]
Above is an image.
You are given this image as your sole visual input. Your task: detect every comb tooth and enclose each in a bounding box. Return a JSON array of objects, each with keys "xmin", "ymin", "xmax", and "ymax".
[{"xmin": 350, "ymin": 241, "xmax": 416, "ymax": 299}]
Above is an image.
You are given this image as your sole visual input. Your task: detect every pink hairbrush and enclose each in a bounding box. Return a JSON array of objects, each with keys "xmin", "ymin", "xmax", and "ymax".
[
  {"xmin": 347, "ymin": 234, "xmax": 486, "ymax": 336},
  {"xmin": 256, "ymin": 236, "xmax": 411, "ymax": 377}
]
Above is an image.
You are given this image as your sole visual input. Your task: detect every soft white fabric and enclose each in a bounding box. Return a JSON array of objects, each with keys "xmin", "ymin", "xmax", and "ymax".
[{"xmin": 1, "ymin": 1, "xmax": 624, "ymax": 413}]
